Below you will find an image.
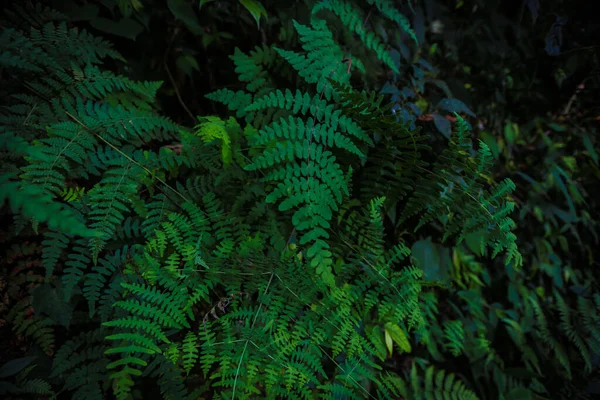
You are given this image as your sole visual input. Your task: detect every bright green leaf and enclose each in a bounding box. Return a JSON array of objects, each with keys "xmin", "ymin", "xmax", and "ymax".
[
  {"xmin": 384, "ymin": 328, "xmax": 393, "ymax": 355},
  {"xmin": 384, "ymin": 322, "xmax": 412, "ymax": 353}
]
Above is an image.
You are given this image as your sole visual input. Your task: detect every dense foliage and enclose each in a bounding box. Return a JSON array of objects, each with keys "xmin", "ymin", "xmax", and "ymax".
[{"xmin": 0, "ymin": 1, "xmax": 598, "ymax": 399}]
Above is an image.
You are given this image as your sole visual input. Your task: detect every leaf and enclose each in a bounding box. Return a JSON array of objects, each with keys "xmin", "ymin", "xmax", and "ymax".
[
  {"xmin": 380, "ymin": 82, "xmax": 399, "ymax": 95},
  {"xmin": 428, "ymin": 43, "xmax": 437, "ymax": 55},
  {"xmin": 583, "ymin": 134, "xmax": 598, "ymax": 165},
  {"xmin": 506, "ymin": 387, "xmax": 533, "ymax": 400},
  {"xmin": 433, "ymin": 113, "xmax": 451, "ymax": 138},
  {"xmin": 548, "ymin": 122, "xmax": 566, "ymax": 131},
  {"xmin": 63, "ymin": 3, "xmax": 100, "ymax": 21},
  {"xmin": 551, "ymin": 164, "xmax": 576, "ymax": 215},
  {"xmin": 390, "ymin": 49, "xmax": 401, "ymax": 68},
  {"xmin": 199, "ymin": 0, "xmax": 216, "ymax": 9},
  {"xmin": 369, "ymin": 326, "xmax": 388, "ymax": 361},
  {"xmin": 90, "ymin": 17, "xmax": 144, "ymax": 40},
  {"xmin": 384, "ymin": 322, "xmax": 412, "ymax": 353},
  {"xmin": 239, "ymin": 0, "xmax": 268, "ymax": 28},
  {"xmin": 194, "ymin": 116, "xmax": 234, "ymax": 166},
  {"xmin": 384, "ymin": 328, "xmax": 393, "ymax": 355},
  {"xmin": 168, "ymin": 0, "xmax": 202, "ymax": 34},
  {"xmin": 516, "ymin": 172, "xmax": 543, "ymax": 192},
  {"xmin": 31, "ymin": 283, "xmax": 75, "ymax": 327},
  {"xmin": 117, "ymin": 0, "xmax": 134, "ymax": 16},
  {"xmin": 526, "ymin": 0, "xmax": 540, "ymax": 22},
  {"xmin": 545, "ymin": 17, "xmax": 567, "ymax": 56},
  {"xmin": 132, "ymin": 0, "xmax": 144, "ymax": 11},
  {"xmin": 464, "ymin": 231, "xmax": 484, "ymax": 255},
  {"xmin": 430, "ymin": 79, "xmax": 452, "ymax": 97},
  {"xmin": 480, "ymin": 131, "xmax": 499, "ymax": 159},
  {"xmin": 415, "ymin": 98, "xmax": 428, "ymax": 114},
  {"xmin": 0, "ymin": 357, "xmax": 38, "ymax": 378},
  {"xmin": 176, "ymin": 55, "xmax": 200, "ymax": 77},
  {"xmin": 504, "ymin": 121, "xmax": 518, "ymax": 144},
  {"xmin": 411, "ymin": 238, "xmax": 451, "ymax": 282},
  {"xmin": 437, "ymin": 98, "xmax": 475, "ymax": 117}
]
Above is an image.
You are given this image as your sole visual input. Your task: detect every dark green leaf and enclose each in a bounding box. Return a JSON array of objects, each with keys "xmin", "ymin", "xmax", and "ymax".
[
  {"xmin": 90, "ymin": 17, "xmax": 144, "ymax": 40},
  {"xmin": 168, "ymin": 0, "xmax": 202, "ymax": 34},
  {"xmin": 437, "ymin": 98, "xmax": 475, "ymax": 117},
  {"xmin": 31, "ymin": 283, "xmax": 74, "ymax": 327},
  {"xmin": 63, "ymin": 3, "xmax": 100, "ymax": 21},
  {"xmin": 0, "ymin": 357, "xmax": 38, "ymax": 378},
  {"xmin": 433, "ymin": 113, "xmax": 451, "ymax": 138},
  {"xmin": 411, "ymin": 238, "xmax": 451, "ymax": 282},
  {"xmin": 506, "ymin": 387, "xmax": 533, "ymax": 400},
  {"xmin": 583, "ymin": 133, "xmax": 598, "ymax": 165},
  {"xmin": 239, "ymin": 0, "xmax": 268, "ymax": 28}
]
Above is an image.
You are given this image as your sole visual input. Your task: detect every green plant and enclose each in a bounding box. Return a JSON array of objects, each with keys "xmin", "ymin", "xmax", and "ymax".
[
  {"xmin": 0, "ymin": 1, "xmax": 546, "ymax": 399},
  {"xmin": 378, "ymin": 1, "xmax": 600, "ymax": 398}
]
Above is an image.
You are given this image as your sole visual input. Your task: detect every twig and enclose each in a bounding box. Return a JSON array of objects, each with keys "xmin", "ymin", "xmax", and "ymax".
[
  {"xmin": 163, "ymin": 24, "xmax": 196, "ymax": 123},
  {"xmin": 362, "ymin": 7, "xmax": 373, "ymax": 28},
  {"xmin": 164, "ymin": 62, "xmax": 196, "ymax": 123}
]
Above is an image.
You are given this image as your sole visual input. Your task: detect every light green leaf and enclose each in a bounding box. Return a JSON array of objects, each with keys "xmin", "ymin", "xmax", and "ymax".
[
  {"xmin": 384, "ymin": 328, "xmax": 393, "ymax": 355},
  {"xmin": 194, "ymin": 116, "xmax": 234, "ymax": 166},
  {"xmin": 384, "ymin": 322, "xmax": 412, "ymax": 353}
]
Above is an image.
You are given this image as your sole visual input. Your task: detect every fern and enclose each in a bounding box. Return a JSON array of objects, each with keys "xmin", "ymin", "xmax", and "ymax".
[
  {"xmin": 311, "ymin": 0, "xmax": 399, "ymax": 74},
  {"xmin": 230, "ymin": 44, "xmax": 281, "ymax": 96},
  {"xmin": 443, "ymin": 319, "xmax": 465, "ymax": 357},
  {"xmin": 0, "ymin": 2, "xmax": 537, "ymax": 399},
  {"xmin": 409, "ymin": 363, "xmax": 479, "ymax": 400},
  {"xmin": 401, "ymin": 115, "xmax": 522, "ymax": 267},
  {"xmin": 366, "ymin": 0, "xmax": 418, "ymax": 45},
  {"xmin": 51, "ymin": 328, "xmax": 109, "ymax": 400},
  {"xmin": 0, "ymin": 363, "xmax": 54, "ymax": 398}
]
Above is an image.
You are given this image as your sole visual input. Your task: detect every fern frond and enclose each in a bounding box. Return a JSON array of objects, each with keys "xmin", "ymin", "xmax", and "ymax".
[
  {"xmin": 443, "ymin": 319, "xmax": 465, "ymax": 356},
  {"xmin": 182, "ymin": 332, "xmax": 199, "ymax": 374},
  {"xmin": 404, "ymin": 363, "xmax": 480, "ymax": 400},
  {"xmin": 231, "ymin": 45, "xmax": 278, "ymax": 95},
  {"xmin": 402, "ymin": 115, "xmax": 522, "ymax": 267},
  {"xmin": 366, "ymin": 0, "xmax": 418, "ymax": 45},
  {"xmin": 312, "ymin": 0, "xmax": 399, "ymax": 73}
]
